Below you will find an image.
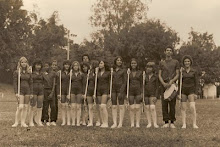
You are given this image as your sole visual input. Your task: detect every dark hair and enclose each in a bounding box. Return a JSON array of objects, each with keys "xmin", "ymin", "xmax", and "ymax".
[
  {"xmin": 32, "ymin": 59, "xmax": 43, "ymax": 72},
  {"xmin": 145, "ymin": 61, "xmax": 156, "ymax": 73},
  {"xmin": 82, "ymin": 54, "xmax": 90, "ymax": 62},
  {"xmin": 130, "ymin": 58, "xmax": 139, "ymax": 70},
  {"xmin": 113, "ymin": 56, "xmax": 123, "ymax": 69},
  {"xmin": 81, "ymin": 62, "xmax": 90, "ymax": 73},
  {"xmin": 182, "ymin": 55, "xmax": 193, "ymax": 66},
  {"xmin": 165, "ymin": 46, "xmax": 174, "ymax": 52},
  {"xmin": 98, "ymin": 59, "xmax": 110, "ymax": 71},
  {"xmin": 62, "ymin": 60, "xmax": 71, "ymax": 72}
]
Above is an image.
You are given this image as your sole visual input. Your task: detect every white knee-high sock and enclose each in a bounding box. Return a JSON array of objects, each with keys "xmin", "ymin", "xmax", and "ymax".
[
  {"xmin": 71, "ymin": 104, "xmax": 76, "ymax": 125},
  {"xmin": 135, "ymin": 104, "xmax": 141, "ymax": 127},
  {"xmin": 150, "ymin": 105, "xmax": 157, "ymax": 126},
  {"xmin": 21, "ymin": 104, "xmax": 28, "ymax": 125},
  {"xmin": 112, "ymin": 105, "xmax": 117, "ymax": 125},
  {"xmin": 118, "ymin": 105, "xmax": 125, "ymax": 126},
  {"xmin": 129, "ymin": 105, "xmax": 135, "ymax": 127},
  {"xmin": 88, "ymin": 104, "xmax": 93, "ymax": 124},
  {"xmin": 76, "ymin": 104, "xmax": 81, "ymax": 125},
  {"xmin": 66, "ymin": 104, "xmax": 71, "ymax": 125},
  {"xmin": 145, "ymin": 105, "xmax": 151, "ymax": 125},
  {"xmin": 189, "ymin": 102, "xmax": 197, "ymax": 126},
  {"xmin": 61, "ymin": 104, "xmax": 66, "ymax": 125}
]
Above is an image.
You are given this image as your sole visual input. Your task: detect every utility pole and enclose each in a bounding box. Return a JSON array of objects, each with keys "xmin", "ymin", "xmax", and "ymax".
[{"xmin": 67, "ymin": 30, "xmax": 70, "ymax": 60}]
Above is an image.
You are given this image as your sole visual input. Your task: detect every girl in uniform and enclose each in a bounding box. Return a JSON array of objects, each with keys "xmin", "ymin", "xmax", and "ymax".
[
  {"xmin": 57, "ymin": 60, "xmax": 71, "ymax": 126},
  {"xmin": 12, "ymin": 57, "xmax": 33, "ymax": 127},
  {"xmin": 29, "ymin": 59, "xmax": 44, "ymax": 127},
  {"xmin": 96, "ymin": 60, "xmax": 110, "ymax": 128},
  {"xmin": 179, "ymin": 55, "xmax": 199, "ymax": 129},
  {"xmin": 144, "ymin": 61, "xmax": 159, "ymax": 128},
  {"xmin": 111, "ymin": 56, "xmax": 126, "ymax": 128},
  {"xmin": 68, "ymin": 61, "xmax": 85, "ymax": 126},
  {"xmin": 81, "ymin": 62, "xmax": 95, "ymax": 127},
  {"xmin": 128, "ymin": 58, "xmax": 142, "ymax": 128}
]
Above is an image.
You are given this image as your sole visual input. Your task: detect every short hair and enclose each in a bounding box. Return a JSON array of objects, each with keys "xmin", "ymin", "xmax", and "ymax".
[
  {"xmin": 44, "ymin": 61, "xmax": 51, "ymax": 66},
  {"xmin": 32, "ymin": 59, "xmax": 43, "ymax": 72},
  {"xmin": 62, "ymin": 60, "xmax": 71, "ymax": 72},
  {"xmin": 165, "ymin": 46, "xmax": 174, "ymax": 52},
  {"xmin": 82, "ymin": 54, "xmax": 90, "ymax": 61},
  {"xmin": 129, "ymin": 58, "xmax": 139, "ymax": 70},
  {"xmin": 81, "ymin": 62, "xmax": 90, "ymax": 73},
  {"xmin": 182, "ymin": 55, "xmax": 193, "ymax": 66}
]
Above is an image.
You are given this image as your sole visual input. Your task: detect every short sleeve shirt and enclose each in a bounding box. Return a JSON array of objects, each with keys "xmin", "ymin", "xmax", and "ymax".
[{"xmin": 159, "ymin": 59, "xmax": 180, "ymax": 82}]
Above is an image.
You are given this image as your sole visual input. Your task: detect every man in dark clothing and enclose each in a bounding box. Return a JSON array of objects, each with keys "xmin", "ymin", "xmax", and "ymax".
[
  {"xmin": 41, "ymin": 62, "xmax": 57, "ymax": 126},
  {"xmin": 159, "ymin": 46, "xmax": 179, "ymax": 128},
  {"xmin": 51, "ymin": 60, "xmax": 59, "ymax": 122}
]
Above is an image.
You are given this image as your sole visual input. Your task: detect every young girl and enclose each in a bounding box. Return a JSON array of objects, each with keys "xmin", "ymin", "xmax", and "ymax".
[
  {"xmin": 57, "ymin": 60, "xmax": 71, "ymax": 126},
  {"xmin": 12, "ymin": 57, "xmax": 33, "ymax": 127},
  {"xmin": 179, "ymin": 55, "xmax": 199, "ymax": 129},
  {"xmin": 29, "ymin": 59, "xmax": 44, "ymax": 127},
  {"xmin": 68, "ymin": 61, "xmax": 85, "ymax": 126},
  {"xmin": 96, "ymin": 60, "xmax": 110, "ymax": 128},
  {"xmin": 144, "ymin": 61, "xmax": 159, "ymax": 128},
  {"xmin": 127, "ymin": 58, "xmax": 142, "ymax": 128},
  {"xmin": 81, "ymin": 62, "xmax": 95, "ymax": 127},
  {"xmin": 111, "ymin": 56, "xmax": 126, "ymax": 128}
]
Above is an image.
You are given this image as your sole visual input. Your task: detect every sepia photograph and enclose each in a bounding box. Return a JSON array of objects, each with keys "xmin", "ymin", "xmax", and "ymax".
[{"xmin": 0, "ymin": 0, "xmax": 220, "ymax": 146}]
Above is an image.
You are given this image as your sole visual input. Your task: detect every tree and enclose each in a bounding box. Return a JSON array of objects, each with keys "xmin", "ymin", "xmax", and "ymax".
[
  {"xmin": 90, "ymin": 0, "xmax": 149, "ymax": 34},
  {"xmin": 0, "ymin": 0, "xmax": 34, "ymax": 69},
  {"xmin": 31, "ymin": 11, "xmax": 67, "ymax": 63},
  {"xmin": 179, "ymin": 30, "xmax": 219, "ymax": 83}
]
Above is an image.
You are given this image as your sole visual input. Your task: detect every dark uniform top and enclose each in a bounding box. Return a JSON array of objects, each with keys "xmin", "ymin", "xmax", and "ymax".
[
  {"xmin": 97, "ymin": 71, "xmax": 110, "ymax": 96},
  {"xmin": 112, "ymin": 68, "xmax": 127, "ymax": 94},
  {"xmin": 42, "ymin": 70, "xmax": 56, "ymax": 89},
  {"xmin": 181, "ymin": 68, "xmax": 199, "ymax": 95},
  {"xmin": 144, "ymin": 74, "xmax": 159, "ymax": 98},
  {"xmin": 57, "ymin": 71, "xmax": 70, "ymax": 96},
  {"xmin": 13, "ymin": 70, "xmax": 33, "ymax": 95},
  {"xmin": 71, "ymin": 72, "xmax": 85, "ymax": 95},
  {"xmin": 129, "ymin": 70, "xmax": 143, "ymax": 96},
  {"xmin": 32, "ymin": 71, "xmax": 44, "ymax": 95}
]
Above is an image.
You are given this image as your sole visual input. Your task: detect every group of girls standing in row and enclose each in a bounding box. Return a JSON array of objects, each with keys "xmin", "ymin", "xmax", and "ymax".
[{"xmin": 12, "ymin": 47, "xmax": 199, "ymax": 129}]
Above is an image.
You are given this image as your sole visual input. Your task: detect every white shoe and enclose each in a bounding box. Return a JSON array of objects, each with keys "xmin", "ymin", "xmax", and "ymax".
[
  {"xmin": 67, "ymin": 122, "xmax": 71, "ymax": 126},
  {"xmin": 61, "ymin": 122, "xmax": 66, "ymax": 126},
  {"xmin": 193, "ymin": 125, "xmax": 198, "ymax": 129},
  {"xmin": 46, "ymin": 122, "xmax": 50, "ymax": 126},
  {"xmin": 82, "ymin": 122, "xmax": 86, "ymax": 126},
  {"xmin": 100, "ymin": 124, "xmax": 108, "ymax": 128},
  {"xmin": 146, "ymin": 124, "xmax": 152, "ymax": 128},
  {"xmin": 96, "ymin": 121, "xmax": 101, "ymax": 126},
  {"xmin": 87, "ymin": 123, "xmax": 93, "ymax": 127},
  {"xmin": 76, "ymin": 123, "xmax": 80, "ymax": 127},
  {"xmin": 12, "ymin": 123, "xmax": 19, "ymax": 128},
  {"xmin": 50, "ymin": 122, "xmax": 56, "ymax": 126},
  {"xmin": 71, "ymin": 123, "xmax": 75, "ymax": 126},
  {"xmin": 153, "ymin": 124, "xmax": 159, "ymax": 128},
  {"xmin": 182, "ymin": 124, "xmax": 186, "ymax": 129},
  {"xmin": 21, "ymin": 123, "xmax": 28, "ymax": 128},
  {"xmin": 111, "ymin": 124, "xmax": 117, "ymax": 129},
  {"xmin": 29, "ymin": 123, "xmax": 35, "ymax": 127},
  {"xmin": 131, "ymin": 124, "xmax": 134, "ymax": 128},
  {"xmin": 170, "ymin": 123, "xmax": 176, "ymax": 129},
  {"xmin": 117, "ymin": 124, "xmax": 122, "ymax": 128},
  {"xmin": 161, "ymin": 123, "xmax": 169, "ymax": 128},
  {"xmin": 136, "ymin": 124, "xmax": 140, "ymax": 128},
  {"xmin": 37, "ymin": 122, "xmax": 44, "ymax": 127}
]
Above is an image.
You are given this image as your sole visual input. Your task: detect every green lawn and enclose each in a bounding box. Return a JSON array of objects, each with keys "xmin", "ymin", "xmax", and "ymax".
[{"xmin": 0, "ymin": 83, "xmax": 220, "ymax": 146}]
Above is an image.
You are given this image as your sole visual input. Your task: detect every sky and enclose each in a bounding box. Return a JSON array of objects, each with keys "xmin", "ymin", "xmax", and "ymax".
[{"xmin": 22, "ymin": 0, "xmax": 220, "ymax": 46}]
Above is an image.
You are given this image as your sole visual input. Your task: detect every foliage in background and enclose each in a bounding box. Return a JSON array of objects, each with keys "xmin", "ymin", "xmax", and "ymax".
[{"xmin": 179, "ymin": 30, "xmax": 220, "ymax": 83}]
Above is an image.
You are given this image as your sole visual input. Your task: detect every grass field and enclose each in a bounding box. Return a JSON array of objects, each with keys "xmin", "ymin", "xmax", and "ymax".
[{"xmin": 0, "ymin": 83, "xmax": 220, "ymax": 147}]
